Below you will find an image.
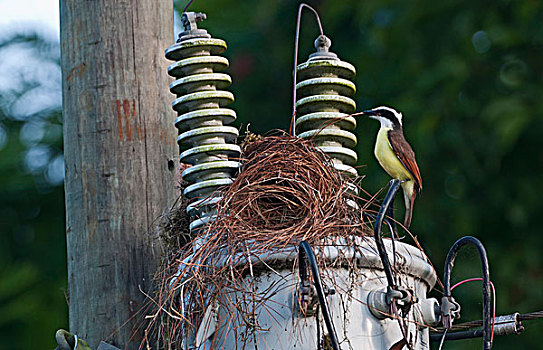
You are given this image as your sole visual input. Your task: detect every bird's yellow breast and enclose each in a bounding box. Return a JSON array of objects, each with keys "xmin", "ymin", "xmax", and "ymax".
[{"xmin": 374, "ymin": 128, "xmax": 413, "ymax": 181}]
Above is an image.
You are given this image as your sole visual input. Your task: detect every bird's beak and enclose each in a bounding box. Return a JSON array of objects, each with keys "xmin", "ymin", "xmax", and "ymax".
[{"xmin": 361, "ymin": 110, "xmax": 378, "ymax": 119}]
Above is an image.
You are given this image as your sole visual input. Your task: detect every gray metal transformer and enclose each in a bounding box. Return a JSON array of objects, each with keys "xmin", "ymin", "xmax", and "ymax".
[{"xmin": 196, "ymin": 241, "xmax": 440, "ymax": 349}]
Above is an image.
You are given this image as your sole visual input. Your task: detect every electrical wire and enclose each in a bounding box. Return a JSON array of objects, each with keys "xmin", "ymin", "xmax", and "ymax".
[
  {"xmin": 290, "ymin": 3, "xmax": 325, "ymax": 136},
  {"xmin": 518, "ymin": 311, "xmax": 543, "ymax": 321},
  {"xmin": 362, "ymin": 212, "xmax": 398, "ymax": 272},
  {"xmin": 430, "ymin": 310, "xmax": 542, "ymax": 342},
  {"xmin": 385, "ymin": 218, "xmax": 398, "ymax": 269},
  {"xmin": 442, "ymin": 236, "xmax": 492, "ymax": 350},
  {"xmin": 437, "ymin": 328, "xmax": 448, "ymax": 350},
  {"xmin": 373, "ymin": 179, "xmax": 402, "ymax": 289},
  {"xmin": 183, "ymin": 0, "xmax": 195, "ymax": 12},
  {"xmin": 451, "ymin": 278, "xmax": 496, "ymax": 343},
  {"xmin": 299, "ymin": 241, "xmax": 340, "ymax": 350}
]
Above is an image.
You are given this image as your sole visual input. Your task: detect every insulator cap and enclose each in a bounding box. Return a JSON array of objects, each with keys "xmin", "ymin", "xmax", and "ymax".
[
  {"xmin": 309, "ymin": 35, "xmax": 338, "ymax": 60},
  {"xmin": 177, "ymin": 12, "xmax": 211, "ymax": 41}
]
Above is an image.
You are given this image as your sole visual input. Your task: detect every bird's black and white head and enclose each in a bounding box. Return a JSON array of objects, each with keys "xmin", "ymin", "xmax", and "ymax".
[{"xmin": 362, "ymin": 106, "xmax": 403, "ymax": 129}]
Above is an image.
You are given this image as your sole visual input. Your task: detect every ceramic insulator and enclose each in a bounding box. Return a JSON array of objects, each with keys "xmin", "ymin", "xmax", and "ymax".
[
  {"xmin": 295, "ymin": 37, "xmax": 358, "ymax": 177},
  {"xmin": 165, "ymin": 13, "xmax": 240, "ymax": 233}
]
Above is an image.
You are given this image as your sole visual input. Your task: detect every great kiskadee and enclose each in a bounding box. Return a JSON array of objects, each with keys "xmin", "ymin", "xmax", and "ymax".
[{"xmin": 361, "ymin": 106, "xmax": 422, "ymax": 228}]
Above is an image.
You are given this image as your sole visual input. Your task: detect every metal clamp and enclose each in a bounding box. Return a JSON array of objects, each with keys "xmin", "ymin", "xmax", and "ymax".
[
  {"xmin": 181, "ymin": 12, "xmax": 207, "ymax": 31},
  {"xmin": 55, "ymin": 329, "xmax": 120, "ymax": 350},
  {"xmin": 394, "ymin": 287, "xmax": 418, "ymax": 308},
  {"xmin": 430, "ymin": 312, "xmax": 524, "ymax": 342},
  {"xmin": 55, "ymin": 330, "xmax": 91, "ymax": 350},
  {"xmin": 493, "ymin": 312, "xmax": 524, "ymax": 336},
  {"xmin": 440, "ymin": 296, "xmax": 461, "ymax": 329},
  {"xmin": 368, "ymin": 286, "xmax": 416, "ymax": 320},
  {"xmin": 177, "ymin": 12, "xmax": 211, "ymax": 41},
  {"xmin": 297, "ymin": 276, "xmax": 336, "ymax": 316}
]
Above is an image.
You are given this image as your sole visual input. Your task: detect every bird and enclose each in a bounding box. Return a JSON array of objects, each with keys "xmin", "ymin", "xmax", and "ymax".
[{"xmin": 361, "ymin": 106, "xmax": 422, "ymax": 228}]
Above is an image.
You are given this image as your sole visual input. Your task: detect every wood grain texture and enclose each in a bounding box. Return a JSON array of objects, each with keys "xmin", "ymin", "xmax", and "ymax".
[{"xmin": 60, "ymin": 1, "xmax": 176, "ymax": 348}]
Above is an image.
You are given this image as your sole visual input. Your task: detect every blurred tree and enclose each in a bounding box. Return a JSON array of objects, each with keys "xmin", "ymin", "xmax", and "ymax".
[{"xmin": 0, "ymin": 32, "xmax": 66, "ymax": 349}]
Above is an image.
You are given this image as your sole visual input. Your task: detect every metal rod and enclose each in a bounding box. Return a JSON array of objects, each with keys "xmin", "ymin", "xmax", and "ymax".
[{"xmin": 290, "ymin": 3, "xmax": 325, "ymax": 136}]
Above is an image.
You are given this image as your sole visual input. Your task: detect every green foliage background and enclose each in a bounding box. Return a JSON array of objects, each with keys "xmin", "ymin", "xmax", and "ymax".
[
  {"xmin": 1, "ymin": 0, "xmax": 542, "ymax": 348},
  {"xmin": 0, "ymin": 33, "xmax": 66, "ymax": 348}
]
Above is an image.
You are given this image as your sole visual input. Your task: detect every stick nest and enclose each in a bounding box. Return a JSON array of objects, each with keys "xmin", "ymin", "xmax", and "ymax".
[
  {"xmin": 142, "ymin": 135, "xmax": 371, "ymax": 349},
  {"xmin": 212, "ymin": 135, "xmax": 365, "ymax": 248}
]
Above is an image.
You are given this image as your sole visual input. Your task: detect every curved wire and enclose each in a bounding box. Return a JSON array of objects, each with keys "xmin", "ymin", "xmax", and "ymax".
[
  {"xmin": 290, "ymin": 3, "xmax": 325, "ymax": 136},
  {"xmin": 452, "ymin": 277, "xmax": 496, "ymax": 343},
  {"xmin": 443, "ymin": 236, "xmax": 492, "ymax": 350},
  {"xmin": 299, "ymin": 241, "xmax": 340, "ymax": 350}
]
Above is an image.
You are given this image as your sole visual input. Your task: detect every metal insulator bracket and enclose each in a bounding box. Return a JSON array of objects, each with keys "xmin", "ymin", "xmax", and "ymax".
[{"xmin": 441, "ymin": 296, "xmax": 462, "ymax": 329}]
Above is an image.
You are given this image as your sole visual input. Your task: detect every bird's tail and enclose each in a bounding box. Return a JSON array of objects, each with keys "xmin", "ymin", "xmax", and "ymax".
[{"xmin": 402, "ymin": 180, "xmax": 416, "ymax": 228}]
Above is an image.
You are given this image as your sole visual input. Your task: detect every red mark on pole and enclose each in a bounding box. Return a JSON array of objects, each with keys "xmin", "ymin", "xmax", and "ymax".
[
  {"xmin": 116, "ymin": 100, "xmax": 123, "ymax": 140},
  {"xmin": 115, "ymin": 99, "xmax": 139, "ymax": 141}
]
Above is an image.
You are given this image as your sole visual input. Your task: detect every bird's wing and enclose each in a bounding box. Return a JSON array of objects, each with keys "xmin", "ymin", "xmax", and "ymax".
[{"xmin": 387, "ymin": 128, "xmax": 422, "ymax": 193}]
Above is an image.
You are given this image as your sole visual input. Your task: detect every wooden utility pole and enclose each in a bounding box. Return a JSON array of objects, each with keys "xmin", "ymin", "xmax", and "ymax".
[{"xmin": 60, "ymin": 1, "xmax": 176, "ymax": 348}]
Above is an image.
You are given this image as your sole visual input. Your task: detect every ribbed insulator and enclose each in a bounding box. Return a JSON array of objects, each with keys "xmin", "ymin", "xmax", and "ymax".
[
  {"xmin": 165, "ymin": 19, "xmax": 240, "ymax": 233},
  {"xmin": 295, "ymin": 47, "xmax": 358, "ymax": 177}
]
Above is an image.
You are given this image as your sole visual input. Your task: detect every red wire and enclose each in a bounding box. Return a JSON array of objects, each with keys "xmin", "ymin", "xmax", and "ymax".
[{"xmin": 451, "ymin": 277, "xmax": 496, "ymax": 343}]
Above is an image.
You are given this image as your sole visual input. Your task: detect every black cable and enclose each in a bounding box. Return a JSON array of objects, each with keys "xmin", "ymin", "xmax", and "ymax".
[
  {"xmin": 373, "ymin": 179, "xmax": 402, "ymax": 289},
  {"xmin": 385, "ymin": 218, "xmax": 398, "ymax": 269},
  {"xmin": 299, "ymin": 241, "xmax": 340, "ymax": 350},
  {"xmin": 442, "ymin": 236, "xmax": 492, "ymax": 350},
  {"xmin": 362, "ymin": 212, "xmax": 398, "ymax": 273},
  {"xmin": 385, "ymin": 186, "xmax": 397, "ymax": 232},
  {"xmin": 432, "ymin": 329, "xmax": 486, "ymax": 342}
]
